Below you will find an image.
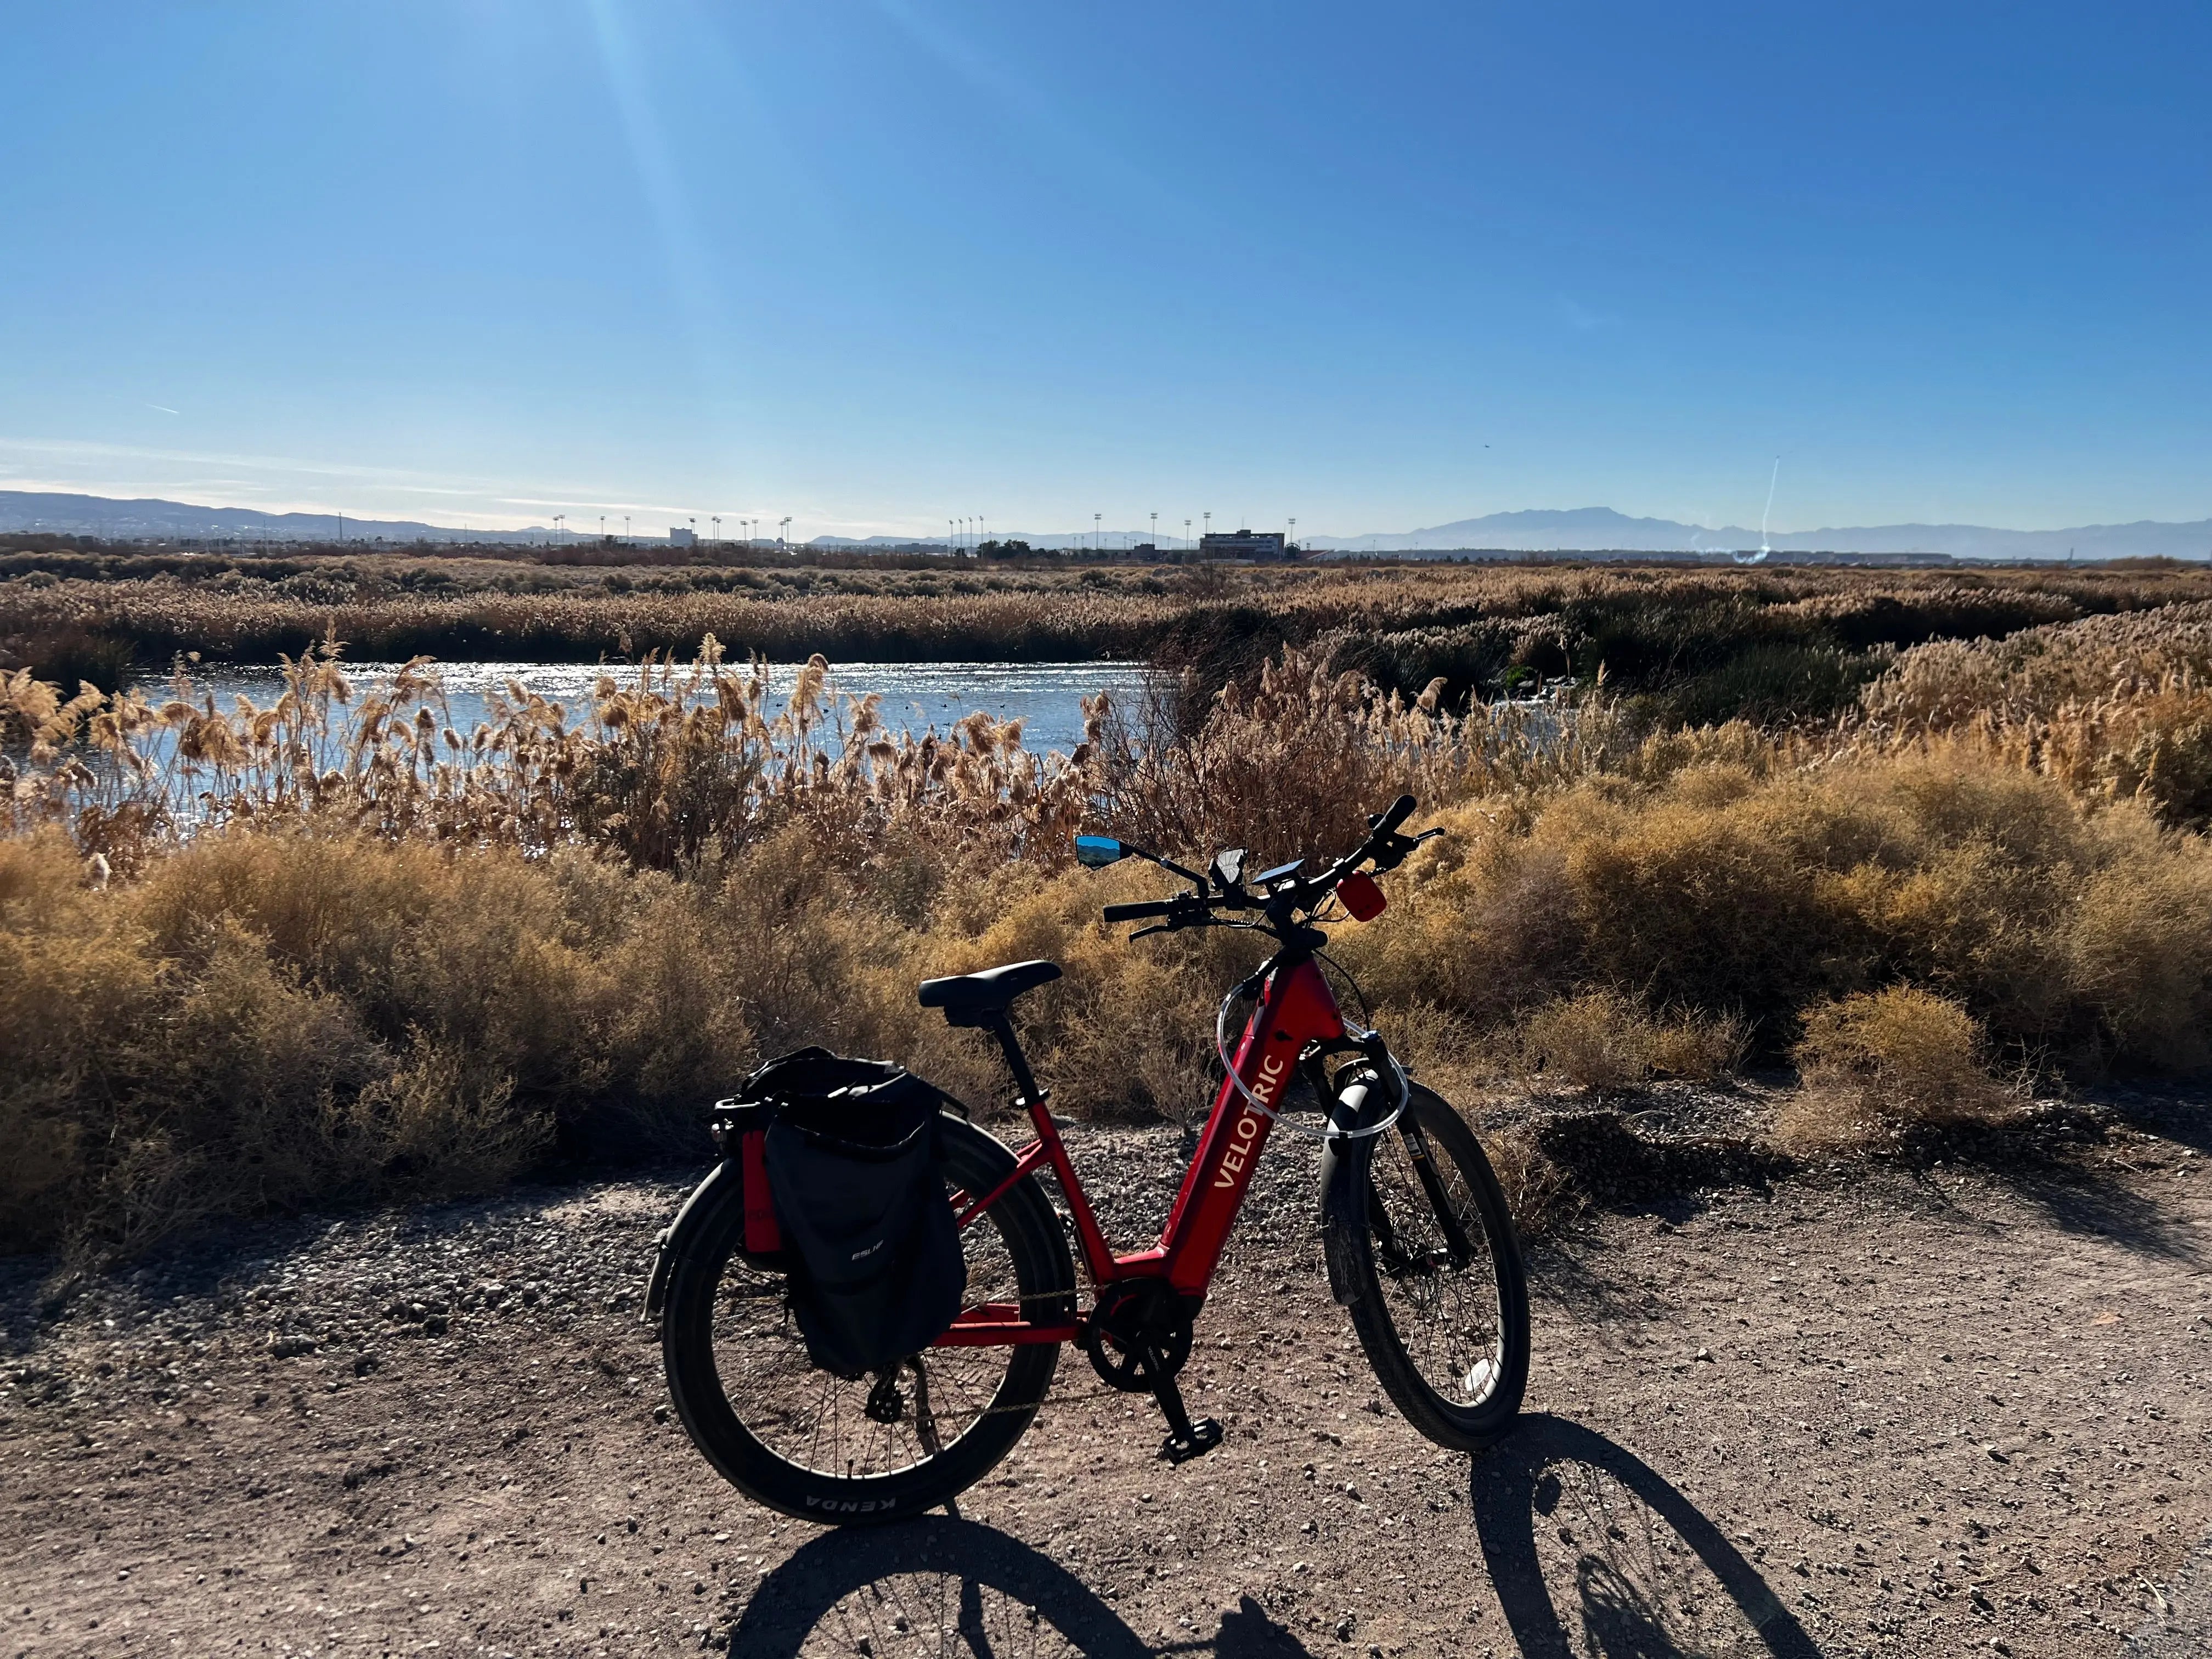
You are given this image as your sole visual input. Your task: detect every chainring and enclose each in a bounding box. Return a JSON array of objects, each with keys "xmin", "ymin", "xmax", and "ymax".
[{"xmin": 1085, "ymin": 1278, "xmax": 1196, "ymax": 1392}]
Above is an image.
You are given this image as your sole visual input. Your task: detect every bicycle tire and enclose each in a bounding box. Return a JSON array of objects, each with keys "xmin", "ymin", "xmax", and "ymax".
[
  {"xmin": 661, "ymin": 1113, "xmax": 1076, "ymax": 1524},
  {"xmin": 1321, "ymin": 1081, "xmax": 1531, "ymax": 1452}
]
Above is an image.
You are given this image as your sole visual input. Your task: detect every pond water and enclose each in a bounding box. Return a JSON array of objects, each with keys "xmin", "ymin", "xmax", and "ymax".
[{"xmin": 182, "ymin": 659, "xmax": 1156, "ymax": 756}]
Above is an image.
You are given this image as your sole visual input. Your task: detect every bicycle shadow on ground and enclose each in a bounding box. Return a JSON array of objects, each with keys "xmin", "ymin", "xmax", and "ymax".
[
  {"xmin": 1471, "ymin": 1415, "xmax": 1824, "ymax": 1658},
  {"xmin": 724, "ymin": 1515, "xmax": 1315, "ymax": 1658}
]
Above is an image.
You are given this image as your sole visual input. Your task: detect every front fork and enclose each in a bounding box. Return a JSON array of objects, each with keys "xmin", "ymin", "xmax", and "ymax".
[{"xmin": 1318, "ymin": 1038, "xmax": 1476, "ymax": 1276}]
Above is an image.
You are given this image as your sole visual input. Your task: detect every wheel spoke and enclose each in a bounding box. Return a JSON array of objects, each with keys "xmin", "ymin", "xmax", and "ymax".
[
  {"xmin": 1364, "ymin": 1104, "xmax": 1510, "ymax": 1408},
  {"xmin": 704, "ymin": 1160, "xmax": 1043, "ymax": 1482}
]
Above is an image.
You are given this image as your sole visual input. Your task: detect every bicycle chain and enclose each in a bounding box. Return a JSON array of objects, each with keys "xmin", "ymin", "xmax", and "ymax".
[{"xmin": 724, "ymin": 1284, "xmax": 1243, "ymax": 1424}]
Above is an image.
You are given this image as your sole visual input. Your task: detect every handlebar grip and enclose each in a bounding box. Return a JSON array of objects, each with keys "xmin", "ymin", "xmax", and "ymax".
[
  {"xmin": 1375, "ymin": 793, "xmax": 1417, "ymax": 835},
  {"xmin": 1102, "ymin": 900, "xmax": 1174, "ymax": 923}
]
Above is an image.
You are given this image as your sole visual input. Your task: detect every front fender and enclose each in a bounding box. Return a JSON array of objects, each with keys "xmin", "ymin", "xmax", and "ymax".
[{"xmin": 1318, "ymin": 1077, "xmax": 1379, "ymax": 1308}]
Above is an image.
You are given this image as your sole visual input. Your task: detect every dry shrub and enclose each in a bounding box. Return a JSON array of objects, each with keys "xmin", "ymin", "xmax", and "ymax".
[
  {"xmin": 1543, "ymin": 782, "xmax": 1840, "ymax": 1030},
  {"xmin": 1375, "ymin": 1000, "xmax": 1491, "ymax": 1107},
  {"xmin": 0, "ymin": 805, "xmax": 1299, "ymax": 1254},
  {"xmin": 1504, "ymin": 993, "xmax": 1742, "ymax": 1092},
  {"xmin": 1479, "ymin": 1124, "xmax": 1576, "ymax": 1237},
  {"xmin": 1515, "ymin": 991, "xmax": 1657, "ymax": 1092},
  {"xmin": 1369, "ymin": 748, "xmax": 2212, "ymax": 1076},
  {"xmin": 1651, "ymin": 1010, "xmax": 1750, "ymax": 1081},
  {"xmin": 2062, "ymin": 851, "xmax": 2212, "ymax": 1073},
  {"xmin": 0, "ymin": 832, "xmax": 156, "ymax": 1251},
  {"xmin": 352, "ymin": 1042, "xmax": 549, "ymax": 1199},
  {"xmin": 1779, "ymin": 988, "xmax": 2011, "ymax": 1149}
]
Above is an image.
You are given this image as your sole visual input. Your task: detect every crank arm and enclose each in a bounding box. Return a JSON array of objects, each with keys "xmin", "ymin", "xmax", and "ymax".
[{"xmin": 1148, "ymin": 1359, "xmax": 1223, "ymax": 1464}]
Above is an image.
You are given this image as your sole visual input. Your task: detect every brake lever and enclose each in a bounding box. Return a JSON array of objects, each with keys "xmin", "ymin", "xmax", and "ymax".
[{"xmin": 1367, "ymin": 825, "xmax": 1444, "ymax": 873}]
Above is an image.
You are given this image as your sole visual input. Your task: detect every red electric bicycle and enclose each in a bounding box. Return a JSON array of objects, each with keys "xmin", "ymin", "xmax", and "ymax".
[{"xmin": 652, "ymin": 795, "xmax": 1530, "ymax": 1523}]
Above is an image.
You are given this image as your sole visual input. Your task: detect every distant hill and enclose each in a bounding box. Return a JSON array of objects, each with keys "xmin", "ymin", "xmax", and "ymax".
[
  {"xmin": 0, "ymin": 491, "xmax": 562, "ymax": 544},
  {"xmin": 4, "ymin": 490, "xmax": 2208, "ymax": 561},
  {"xmin": 1307, "ymin": 506, "xmax": 2212, "ymax": 561}
]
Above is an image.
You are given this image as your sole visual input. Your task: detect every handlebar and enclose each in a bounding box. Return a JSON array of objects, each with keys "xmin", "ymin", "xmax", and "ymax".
[
  {"xmin": 1373, "ymin": 793, "xmax": 1416, "ymax": 836},
  {"xmin": 1100, "ymin": 900, "xmax": 1176, "ymax": 923},
  {"xmin": 1089, "ymin": 794, "xmax": 1441, "ymax": 940}
]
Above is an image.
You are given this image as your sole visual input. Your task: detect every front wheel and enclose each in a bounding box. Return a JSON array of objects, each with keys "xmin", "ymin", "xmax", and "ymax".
[{"xmin": 1322, "ymin": 1080, "xmax": 1530, "ymax": 1452}]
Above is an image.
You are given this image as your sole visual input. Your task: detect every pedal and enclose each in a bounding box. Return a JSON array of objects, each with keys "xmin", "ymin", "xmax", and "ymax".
[
  {"xmin": 1149, "ymin": 1369, "xmax": 1224, "ymax": 1463},
  {"xmin": 1160, "ymin": 1415, "xmax": 1224, "ymax": 1464}
]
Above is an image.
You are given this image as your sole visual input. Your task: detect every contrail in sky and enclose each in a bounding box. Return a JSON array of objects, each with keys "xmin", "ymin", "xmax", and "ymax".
[{"xmin": 145, "ymin": 404, "xmax": 179, "ymax": 415}]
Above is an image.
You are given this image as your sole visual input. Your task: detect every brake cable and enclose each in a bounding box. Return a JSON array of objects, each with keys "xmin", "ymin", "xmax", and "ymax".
[
  {"xmin": 1214, "ymin": 979, "xmax": 1407, "ymax": 1143},
  {"xmin": 1313, "ymin": 945, "xmax": 1371, "ymax": 1028}
]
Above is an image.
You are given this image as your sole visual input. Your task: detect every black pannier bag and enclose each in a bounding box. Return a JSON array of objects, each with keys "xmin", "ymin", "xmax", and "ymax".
[{"xmin": 718, "ymin": 1048, "xmax": 968, "ymax": 1380}]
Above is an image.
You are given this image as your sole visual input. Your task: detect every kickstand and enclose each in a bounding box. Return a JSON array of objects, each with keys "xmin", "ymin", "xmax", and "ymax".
[{"xmin": 1146, "ymin": 1352, "xmax": 1223, "ymax": 1464}]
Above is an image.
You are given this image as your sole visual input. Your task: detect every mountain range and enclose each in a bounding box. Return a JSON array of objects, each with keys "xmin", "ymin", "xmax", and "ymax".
[
  {"xmin": 3, "ymin": 491, "xmax": 2208, "ymax": 562},
  {"xmin": 1301, "ymin": 507, "xmax": 2212, "ymax": 561},
  {"xmin": 0, "ymin": 492, "xmax": 552, "ymax": 544}
]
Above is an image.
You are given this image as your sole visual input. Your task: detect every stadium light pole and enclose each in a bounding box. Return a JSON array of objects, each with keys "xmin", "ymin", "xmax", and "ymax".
[
  {"xmin": 1093, "ymin": 511, "xmax": 1101, "ymax": 552},
  {"xmin": 712, "ymin": 515, "xmax": 721, "ymax": 546},
  {"xmin": 1149, "ymin": 511, "xmax": 1156, "ymax": 550},
  {"xmin": 780, "ymin": 515, "xmax": 792, "ymax": 552}
]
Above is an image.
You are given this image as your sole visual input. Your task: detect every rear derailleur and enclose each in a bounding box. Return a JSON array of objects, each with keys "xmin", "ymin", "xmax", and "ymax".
[{"xmin": 1083, "ymin": 1279, "xmax": 1223, "ymax": 1464}]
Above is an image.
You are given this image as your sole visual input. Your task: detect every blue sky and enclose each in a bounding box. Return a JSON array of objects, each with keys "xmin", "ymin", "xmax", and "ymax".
[{"xmin": 2, "ymin": 2, "xmax": 2207, "ymax": 538}]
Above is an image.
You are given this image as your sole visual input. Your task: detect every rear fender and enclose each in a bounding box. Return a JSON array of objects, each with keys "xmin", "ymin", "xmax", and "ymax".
[{"xmin": 643, "ymin": 1160, "xmax": 740, "ymax": 1323}]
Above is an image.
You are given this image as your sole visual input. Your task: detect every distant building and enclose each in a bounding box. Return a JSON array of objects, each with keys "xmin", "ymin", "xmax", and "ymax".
[
  {"xmin": 669, "ymin": 527, "xmax": 696, "ymax": 546},
  {"xmin": 1198, "ymin": 528, "xmax": 1291, "ymax": 560}
]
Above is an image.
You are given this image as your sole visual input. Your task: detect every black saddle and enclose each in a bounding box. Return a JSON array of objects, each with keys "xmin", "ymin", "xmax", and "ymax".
[{"xmin": 917, "ymin": 960, "xmax": 1062, "ymax": 1028}]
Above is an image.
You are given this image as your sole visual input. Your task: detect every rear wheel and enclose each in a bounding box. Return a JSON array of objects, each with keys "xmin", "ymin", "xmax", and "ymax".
[
  {"xmin": 661, "ymin": 1115, "xmax": 1076, "ymax": 1523},
  {"xmin": 1323, "ymin": 1080, "xmax": 1530, "ymax": 1452}
]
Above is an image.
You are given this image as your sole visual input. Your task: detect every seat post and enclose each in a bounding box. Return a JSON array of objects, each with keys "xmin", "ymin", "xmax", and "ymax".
[{"xmin": 984, "ymin": 1014, "xmax": 1046, "ymax": 1110}]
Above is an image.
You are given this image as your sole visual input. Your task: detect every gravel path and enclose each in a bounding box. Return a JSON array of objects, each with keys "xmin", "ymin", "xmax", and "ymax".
[{"xmin": 1, "ymin": 1111, "xmax": 2207, "ymax": 1658}]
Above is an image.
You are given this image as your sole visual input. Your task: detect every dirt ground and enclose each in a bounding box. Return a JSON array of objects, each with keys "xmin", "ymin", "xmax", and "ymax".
[{"xmin": 2, "ymin": 1100, "xmax": 2208, "ymax": 1659}]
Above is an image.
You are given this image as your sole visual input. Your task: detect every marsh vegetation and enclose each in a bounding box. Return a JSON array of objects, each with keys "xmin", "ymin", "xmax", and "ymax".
[{"xmin": 5, "ymin": 555, "xmax": 2212, "ymax": 1257}]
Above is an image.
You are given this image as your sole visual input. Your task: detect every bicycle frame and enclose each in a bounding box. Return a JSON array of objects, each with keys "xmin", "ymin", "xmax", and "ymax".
[{"xmin": 933, "ymin": 955, "xmax": 1347, "ymax": 1350}]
